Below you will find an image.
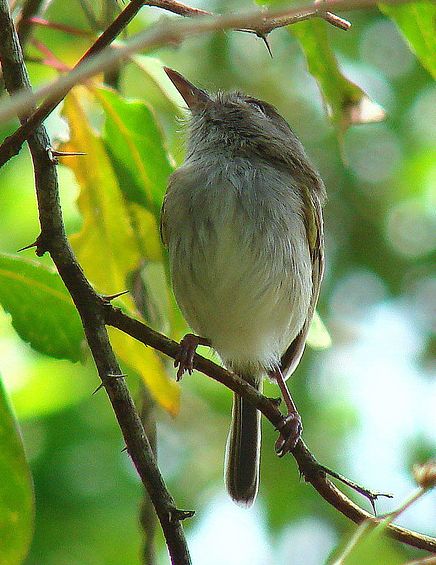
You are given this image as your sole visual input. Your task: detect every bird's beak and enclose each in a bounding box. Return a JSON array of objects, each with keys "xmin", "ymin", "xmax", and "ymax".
[{"xmin": 164, "ymin": 67, "xmax": 210, "ymax": 110}]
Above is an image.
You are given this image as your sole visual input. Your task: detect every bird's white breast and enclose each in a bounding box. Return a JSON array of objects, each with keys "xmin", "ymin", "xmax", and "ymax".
[{"xmin": 164, "ymin": 157, "xmax": 312, "ymax": 375}]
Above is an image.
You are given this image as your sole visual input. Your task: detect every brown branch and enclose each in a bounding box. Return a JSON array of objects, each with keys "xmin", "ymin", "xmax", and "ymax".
[
  {"xmin": 15, "ymin": 0, "xmax": 45, "ymax": 48},
  {"xmin": 145, "ymin": 0, "xmax": 351, "ymax": 31},
  {"xmin": 105, "ymin": 306, "xmax": 436, "ymax": 555},
  {"xmin": 0, "ymin": 2, "xmax": 191, "ymax": 564},
  {"xmin": 0, "ymin": 0, "xmax": 353, "ymax": 166},
  {"xmin": 0, "ymin": 0, "xmax": 147, "ymax": 166},
  {"xmin": 0, "ymin": 0, "xmax": 416, "ymax": 164}
]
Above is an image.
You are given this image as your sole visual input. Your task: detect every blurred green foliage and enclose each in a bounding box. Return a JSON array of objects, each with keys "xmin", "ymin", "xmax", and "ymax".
[
  {"xmin": 0, "ymin": 379, "xmax": 34, "ymax": 564},
  {"xmin": 0, "ymin": 0, "xmax": 435, "ymax": 564}
]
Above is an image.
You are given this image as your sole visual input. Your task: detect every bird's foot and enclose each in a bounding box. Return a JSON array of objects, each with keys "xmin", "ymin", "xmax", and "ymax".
[
  {"xmin": 275, "ymin": 411, "xmax": 302, "ymax": 457},
  {"xmin": 174, "ymin": 334, "xmax": 210, "ymax": 381}
]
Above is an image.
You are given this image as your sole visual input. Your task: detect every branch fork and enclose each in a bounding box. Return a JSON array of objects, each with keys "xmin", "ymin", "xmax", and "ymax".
[{"xmin": 1, "ymin": 0, "xmax": 435, "ymax": 561}]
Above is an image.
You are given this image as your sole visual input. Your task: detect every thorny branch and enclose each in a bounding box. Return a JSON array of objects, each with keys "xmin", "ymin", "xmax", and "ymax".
[
  {"xmin": 0, "ymin": 0, "xmax": 414, "ymax": 166},
  {"xmin": 1, "ymin": 0, "xmax": 435, "ymax": 560},
  {"xmin": 0, "ymin": 2, "xmax": 191, "ymax": 564},
  {"xmin": 105, "ymin": 307, "xmax": 436, "ymax": 554}
]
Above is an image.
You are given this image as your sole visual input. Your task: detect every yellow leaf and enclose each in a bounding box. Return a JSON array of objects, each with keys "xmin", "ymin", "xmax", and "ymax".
[
  {"xmin": 60, "ymin": 91, "xmax": 179, "ymax": 414},
  {"xmin": 109, "ymin": 327, "xmax": 179, "ymax": 417},
  {"xmin": 61, "ymin": 92, "xmax": 139, "ymax": 299}
]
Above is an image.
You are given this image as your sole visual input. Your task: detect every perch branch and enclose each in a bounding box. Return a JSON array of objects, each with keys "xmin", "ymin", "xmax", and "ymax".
[
  {"xmin": 105, "ymin": 306, "xmax": 436, "ymax": 554},
  {"xmin": 2, "ymin": 0, "xmax": 412, "ymax": 166},
  {"xmin": 0, "ymin": 2, "xmax": 191, "ymax": 563}
]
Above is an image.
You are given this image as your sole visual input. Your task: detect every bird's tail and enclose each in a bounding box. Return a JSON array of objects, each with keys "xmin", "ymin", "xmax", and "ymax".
[{"xmin": 225, "ymin": 378, "xmax": 261, "ymax": 506}]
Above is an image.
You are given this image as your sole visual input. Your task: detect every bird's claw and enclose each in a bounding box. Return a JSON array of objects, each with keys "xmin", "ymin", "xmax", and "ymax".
[
  {"xmin": 275, "ymin": 412, "xmax": 302, "ymax": 457},
  {"xmin": 174, "ymin": 334, "xmax": 201, "ymax": 381}
]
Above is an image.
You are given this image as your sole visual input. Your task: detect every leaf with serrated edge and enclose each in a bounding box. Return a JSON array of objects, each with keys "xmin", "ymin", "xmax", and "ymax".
[
  {"xmin": 0, "ymin": 253, "xmax": 83, "ymax": 361},
  {"xmin": 0, "ymin": 377, "xmax": 34, "ymax": 564}
]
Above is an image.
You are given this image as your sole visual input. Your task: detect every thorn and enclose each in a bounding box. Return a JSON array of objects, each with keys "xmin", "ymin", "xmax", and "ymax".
[
  {"xmin": 17, "ymin": 241, "xmax": 38, "ymax": 252},
  {"xmin": 46, "ymin": 146, "xmax": 86, "ymax": 164},
  {"xmin": 108, "ymin": 373, "xmax": 127, "ymax": 380},
  {"xmin": 169, "ymin": 508, "xmax": 195, "ymax": 523},
  {"xmin": 258, "ymin": 33, "xmax": 273, "ymax": 58},
  {"xmin": 268, "ymin": 396, "xmax": 282, "ymax": 408},
  {"xmin": 102, "ymin": 290, "xmax": 129, "ymax": 302},
  {"xmin": 52, "ymin": 150, "xmax": 87, "ymax": 157},
  {"xmin": 92, "ymin": 382, "xmax": 105, "ymax": 395},
  {"xmin": 92, "ymin": 373, "xmax": 126, "ymax": 395}
]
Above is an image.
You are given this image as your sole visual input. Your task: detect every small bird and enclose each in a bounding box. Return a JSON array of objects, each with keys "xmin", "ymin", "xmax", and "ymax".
[{"xmin": 161, "ymin": 68, "xmax": 326, "ymax": 506}]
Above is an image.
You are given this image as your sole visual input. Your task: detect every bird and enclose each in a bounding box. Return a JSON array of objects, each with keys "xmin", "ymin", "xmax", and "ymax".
[{"xmin": 160, "ymin": 68, "xmax": 326, "ymax": 506}]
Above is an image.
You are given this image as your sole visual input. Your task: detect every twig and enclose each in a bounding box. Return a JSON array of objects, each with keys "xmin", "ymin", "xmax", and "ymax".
[
  {"xmin": 0, "ymin": 2, "xmax": 191, "ymax": 564},
  {"xmin": 0, "ymin": 0, "xmax": 147, "ymax": 165},
  {"xmin": 0, "ymin": 0, "xmax": 385, "ymax": 166},
  {"xmin": 26, "ymin": 17, "xmax": 95, "ymax": 37},
  {"xmin": 16, "ymin": 0, "xmax": 45, "ymax": 48},
  {"xmin": 105, "ymin": 306, "xmax": 436, "ymax": 554},
  {"xmin": 144, "ymin": 0, "xmax": 350, "ymax": 31},
  {"xmin": 316, "ymin": 464, "xmax": 393, "ymax": 515}
]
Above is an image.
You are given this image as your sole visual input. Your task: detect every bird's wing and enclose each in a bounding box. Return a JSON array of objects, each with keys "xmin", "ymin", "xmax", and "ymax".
[
  {"xmin": 280, "ymin": 187, "xmax": 325, "ymax": 379},
  {"xmin": 159, "ymin": 187, "xmax": 170, "ymax": 248}
]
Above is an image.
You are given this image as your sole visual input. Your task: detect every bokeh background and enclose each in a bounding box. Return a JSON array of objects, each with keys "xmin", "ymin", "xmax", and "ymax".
[{"xmin": 0, "ymin": 0, "xmax": 435, "ymax": 564}]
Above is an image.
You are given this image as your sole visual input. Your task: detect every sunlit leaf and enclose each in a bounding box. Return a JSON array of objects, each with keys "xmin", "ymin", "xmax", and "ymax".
[
  {"xmin": 289, "ymin": 20, "xmax": 385, "ymax": 132},
  {"xmin": 380, "ymin": 1, "xmax": 436, "ymax": 78},
  {"xmin": 97, "ymin": 87, "xmax": 185, "ymax": 335},
  {"xmin": 307, "ymin": 311, "xmax": 331, "ymax": 349},
  {"xmin": 0, "ymin": 377, "xmax": 34, "ymax": 564},
  {"xmin": 60, "ymin": 91, "xmax": 179, "ymax": 414},
  {"xmin": 61, "ymin": 92, "xmax": 141, "ymax": 297},
  {"xmin": 96, "ymin": 87, "xmax": 173, "ymax": 217},
  {"xmin": 0, "ymin": 253, "xmax": 83, "ymax": 362}
]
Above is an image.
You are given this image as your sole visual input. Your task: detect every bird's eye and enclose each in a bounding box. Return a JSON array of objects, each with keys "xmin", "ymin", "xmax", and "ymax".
[{"xmin": 246, "ymin": 99, "xmax": 265, "ymax": 114}]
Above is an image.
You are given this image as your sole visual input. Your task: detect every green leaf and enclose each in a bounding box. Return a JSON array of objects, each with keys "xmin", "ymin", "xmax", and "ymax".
[
  {"xmin": 255, "ymin": 0, "xmax": 385, "ymax": 131},
  {"xmin": 97, "ymin": 87, "xmax": 174, "ymax": 218},
  {"xmin": 380, "ymin": 1, "xmax": 436, "ymax": 78},
  {"xmin": 0, "ymin": 377, "xmax": 34, "ymax": 564},
  {"xmin": 0, "ymin": 253, "xmax": 84, "ymax": 362},
  {"xmin": 60, "ymin": 91, "xmax": 180, "ymax": 414},
  {"xmin": 289, "ymin": 20, "xmax": 385, "ymax": 133},
  {"xmin": 61, "ymin": 92, "xmax": 142, "ymax": 296},
  {"xmin": 97, "ymin": 86, "xmax": 185, "ymax": 335}
]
